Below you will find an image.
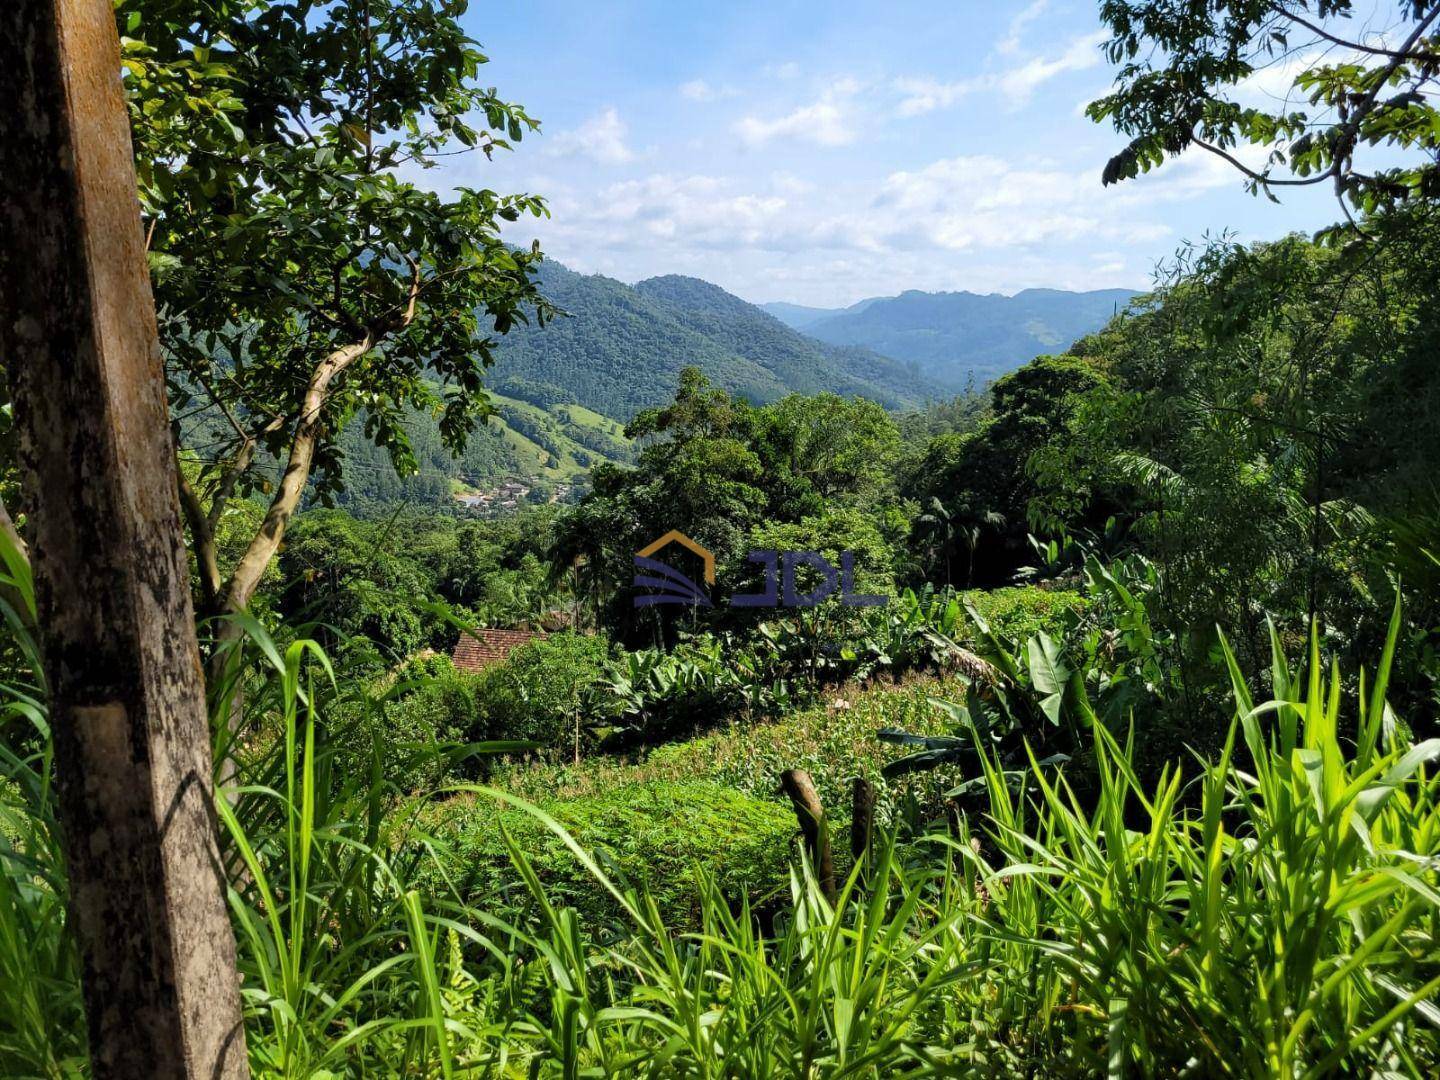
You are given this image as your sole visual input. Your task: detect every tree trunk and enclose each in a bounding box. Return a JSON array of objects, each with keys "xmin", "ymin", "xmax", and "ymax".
[
  {"xmin": 202, "ymin": 339, "xmax": 371, "ymax": 787},
  {"xmin": 0, "ymin": 2, "xmax": 250, "ymax": 1075}
]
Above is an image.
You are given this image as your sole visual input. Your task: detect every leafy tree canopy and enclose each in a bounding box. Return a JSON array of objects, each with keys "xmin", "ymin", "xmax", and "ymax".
[
  {"xmin": 118, "ymin": 0, "xmax": 550, "ymax": 619},
  {"xmin": 553, "ymin": 369, "xmax": 908, "ymax": 643},
  {"xmin": 1090, "ymin": 1, "xmax": 1440, "ymax": 218}
]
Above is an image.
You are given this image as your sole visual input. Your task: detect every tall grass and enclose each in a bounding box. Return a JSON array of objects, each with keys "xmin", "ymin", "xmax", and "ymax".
[
  {"xmin": 1, "ymin": 520, "xmax": 1437, "ymax": 1076},
  {"xmin": 212, "ymin": 622, "xmax": 546, "ymax": 1076},
  {"xmin": 944, "ymin": 603, "xmax": 1440, "ymax": 1074},
  {"xmin": 460, "ymin": 609, "xmax": 1438, "ymax": 1076},
  {"xmin": 0, "ymin": 542, "xmax": 87, "ymax": 1076}
]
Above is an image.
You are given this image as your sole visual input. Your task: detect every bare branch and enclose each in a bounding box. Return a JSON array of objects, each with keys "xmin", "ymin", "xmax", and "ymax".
[{"xmin": 1269, "ymin": 2, "xmax": 1440, "ymax": 62}]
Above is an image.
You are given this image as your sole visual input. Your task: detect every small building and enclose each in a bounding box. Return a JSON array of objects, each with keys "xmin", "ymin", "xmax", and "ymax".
[{"xmin": 450, "ymin": 628, "xmax": 545, "ymax": 673}]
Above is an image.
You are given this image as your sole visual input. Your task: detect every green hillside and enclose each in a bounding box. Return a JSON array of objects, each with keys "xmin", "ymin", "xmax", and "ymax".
[
  {"xmin": 633, "ymin": 274, "xmax": 935, "ymax": 408},
  {"xmin": 488, "ymin": 261, "xmax": 939, "ymax": 418},
  {"xmin": 329, "ymin": 391, "xmax": 634, "ymax": 515},
  {"xmin": 325, "ymin": 259, "xmax": 946, "ymax": 514}
]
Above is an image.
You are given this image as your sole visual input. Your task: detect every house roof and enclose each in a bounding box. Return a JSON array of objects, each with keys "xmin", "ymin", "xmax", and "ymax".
[{"xmin": 451, "ymin": 628, "xmax": 544, "ymax": 673}]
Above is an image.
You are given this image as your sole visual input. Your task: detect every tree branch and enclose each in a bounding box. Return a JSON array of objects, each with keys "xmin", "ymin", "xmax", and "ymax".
[
  {"xmin": 1201, "ymin": 5, "xmax": 1440, "ymax": 194},
  {"xmin": 1192, "ymin": 136, "xmax": 1323, "ymax": 187},
  {"xmin": 368, "ymin": 253, "xmax": 423, "ymax": 335},
  {"xmin": 204, "ymin": 413, "xmax": 286, "ymax": 532},
  {"xmin": 219, "ymin": 333, "xmax": 374, "ymax": 617},
  {"xmin": 176, "ymin": 465, "xmax": 222, "ymax": 614}
]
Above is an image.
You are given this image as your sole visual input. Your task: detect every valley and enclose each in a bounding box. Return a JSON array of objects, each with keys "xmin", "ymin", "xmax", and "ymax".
[{"xmin": 331, "ymin": 259, "xmax": 1131, "ymax": 514}]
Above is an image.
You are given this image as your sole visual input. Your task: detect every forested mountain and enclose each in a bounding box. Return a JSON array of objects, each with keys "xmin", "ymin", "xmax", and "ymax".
[
  {"xmin": 764, "ymin": 286, "xmax": 1138, "ymax": 387},
  {"xmin": 489, "ymin": 261, "xmax": 939, "ymax": 418},
  {"xmin": 328, "ymin": 261, "xmax": 942, "ymax": 512}
]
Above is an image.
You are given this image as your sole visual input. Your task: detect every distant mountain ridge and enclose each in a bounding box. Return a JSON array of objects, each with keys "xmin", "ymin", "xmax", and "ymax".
[
  {"xmin": 759, "ymin": 299, "xmax": 878, "ymax": 330},
  {"xmin": 762, "ymin": 286, "xmax": 1139, "ymax": 388},
  {"xmin": 488, "ymin": 261, "xmax": 940, "ymax": 420}
]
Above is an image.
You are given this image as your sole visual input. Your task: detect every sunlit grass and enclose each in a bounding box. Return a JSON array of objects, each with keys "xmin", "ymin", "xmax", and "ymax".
[{"xmin": 2, "ymin": 527, "xmax": 1438, "ymax": 1076}]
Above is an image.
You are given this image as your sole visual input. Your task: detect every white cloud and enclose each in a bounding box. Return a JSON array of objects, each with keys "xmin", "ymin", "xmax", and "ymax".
[
  {"xmin": 1234, "ymin": 52, "xmax": 1316, "ymax": 108},
  {"xmin": 543, "ymin": 173, "xmax": 790, "ymax": 250},
  {"xmin": 893, "ymin": 76, "xmax": 985, "ymax": 117},
  {"xmin": 1110, "ymin": 142, "xmax": 1277, "ymax": 205},
  {"xmin": 736, "ymin": 102, "xmax": 853, "ymax": 147},
  {"xmin": 502, "ymin": 154, "xmax": 1168, "ymax": 304},
  {"xmin": 425, "ymin": 12, "xmax": 1340, "ymax": 306},
  {"xmin": 998, "ymin": 31, "xmax": 1108, "ymax": 104},
  {"xmin": 524, "ymin": 152, "xmax": 1172, "ymax": 279},
  {"xmin": 897, "ymin": 29, "xmax": 1108, "ymax": 116},
  {"xmin": 545, "ymin": 107, "xmax": 635, "ymax": 165},
  {"xmin": 770, "ymin": 171, "xmax": 816, "ymax": 197},
  {"xmin": 998, "ymin": 0, "xmax": 1050, "ymax": 56},
  {"xmin": 679, "ymin": 79, "xmax": 738, "ymax": 102},
  {"xmin": 865, "ymin": 155, "xmax": 1121, "ymax": 251},
  {"xmin": 734, "ymin": 77, "xmax": 861, "ymax": 147}
]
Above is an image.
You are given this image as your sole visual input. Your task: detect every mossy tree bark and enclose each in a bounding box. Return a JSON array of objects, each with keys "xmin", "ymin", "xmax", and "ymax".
[{"xmin": 0, "ymin": 1, "xmax": 250, "ymax": 1075}]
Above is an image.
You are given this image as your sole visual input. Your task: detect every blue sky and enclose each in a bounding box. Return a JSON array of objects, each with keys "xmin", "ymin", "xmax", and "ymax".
[{"xmin": 428, "ymin": 0, "xmax": 1351, "ymax": 306}]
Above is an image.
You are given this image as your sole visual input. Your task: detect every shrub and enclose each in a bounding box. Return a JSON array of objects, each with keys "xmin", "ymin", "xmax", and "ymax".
[
  {"xmin": 489, "ymin": 676, "xmax": 969, "ymax": 833},
  {"xmin": 600, "ymin": 636, "xmax": 749, "ymax": 744},
  {"xmin": 962, "ymin": 584, "xmax": 1085, "ymax": 642},
  {"xmin": 323, "ymin": 653, "xmax": 484, "ymax": 791},
  {"xmin": 472, "ymin": 631, "xmax": 612, "ymax": 752}
]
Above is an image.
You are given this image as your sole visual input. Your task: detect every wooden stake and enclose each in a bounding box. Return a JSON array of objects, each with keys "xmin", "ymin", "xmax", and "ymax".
[
  {"xmin": 780, "ymin": 769, "xmax": 836, "ymax": 902},
  {"xmin": 0, "ymin": 2, "xmax": 250, "ymax": 1075},
  {"xmin": 851, "ymin": 776, "xmax": 875, "ymax": 873}
]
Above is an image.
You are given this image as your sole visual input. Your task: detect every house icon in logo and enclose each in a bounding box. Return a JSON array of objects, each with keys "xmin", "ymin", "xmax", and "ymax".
[{"xmin": 633, "ymin": 530, "xmax": 714, "ymax": 607}]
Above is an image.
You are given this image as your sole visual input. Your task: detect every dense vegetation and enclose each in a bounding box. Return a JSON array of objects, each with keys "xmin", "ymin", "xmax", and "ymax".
[
  {"xmin": 5, "ymin": 0, "xmax": 1440, "ymax": 1076},
  {"xmin": 6, "ymin": 558, "xmax": 1438, "ymax": 1075},
  {"xmin": 16, "ymin": 219, "xmax": 1440, "ymax": 1068},
  {"xmin": 325, "ymin": 392, "xmax": 634, "ymax": 516}
]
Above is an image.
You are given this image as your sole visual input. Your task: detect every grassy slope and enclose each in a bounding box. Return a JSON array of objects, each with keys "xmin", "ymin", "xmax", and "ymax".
[
  {"xmin": 426, "ymin": 675, "xmax": 971, "ymax": 925},
  {"xmin": 328, "ymin": 387, "xmax": 635, "ymax": 512},
  {"xmin": 456, "ymin": 392, "xmax": 633, "ymax": 487},
  {"xmin": 487, "ymin": 674, "xmax": 965, "ymax": 813}
]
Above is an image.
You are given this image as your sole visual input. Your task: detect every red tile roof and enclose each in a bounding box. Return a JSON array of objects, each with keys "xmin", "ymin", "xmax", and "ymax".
[{"xmin": 451, "ymin": 628, "xmax": 544, "ymax": 673}]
